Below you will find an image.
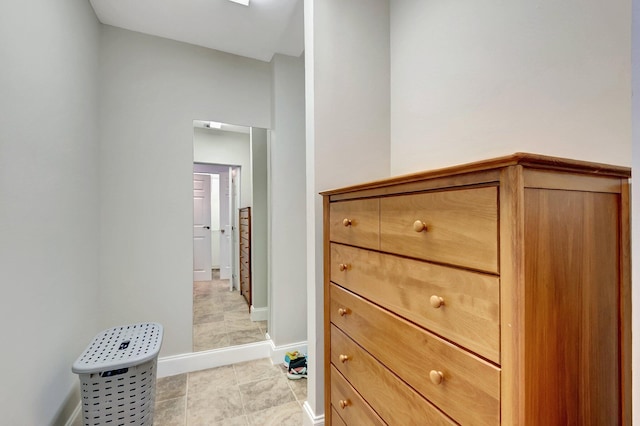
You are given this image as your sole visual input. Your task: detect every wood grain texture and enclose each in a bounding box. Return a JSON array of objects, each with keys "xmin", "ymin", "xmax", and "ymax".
[
  {"xmin": 323, "ymin": 155, "xmax": 630, "ymax": 425},
  {"xmin": 238, "ymin": 207, "xmax": 251, "ymax": 308},
  {"xmin": 330, "ymin": 366, "xmax": 386, "ymax": 426},
  {"xmin": 380, "ymin": 186, "xmax": 498, "ymax": 273},
  {"xmin": 329, "ymin": 170, "xmax": 501, "ymax": 202},
  {"xmin": 499, "ymin": 166, "xmax": 527, "ymax": 425},
  {"xmin": 330, "ymin": 243, "xmax": 500, "ymax": 362},
  {"xmin": 331, "ymin": 325, "xmax": 455, "ymax": 425},
  {"xmin": 320, "ymin": 152, "xmax": 629, "ymax": 198},
  {"xmin": 330, "ymin": 284, "xmax": 500, "ymax": 426},
  {"xmin": 329, "ymin": 198, "xmax": 380, "ymax": 250},
  {"xmin": 331, "ymin": 408, "xmax": 347, "ymax": 426},
  {"xmin": 620, "ymin": 181, "xmax": 632, "ymax": 426},
  {"xmin": 523, "ymin": 169, "xmax": 622, "ymax": 193},
  {"xmin": 523, "ymin": 189, "xmax": 620, "ymax": 425}
]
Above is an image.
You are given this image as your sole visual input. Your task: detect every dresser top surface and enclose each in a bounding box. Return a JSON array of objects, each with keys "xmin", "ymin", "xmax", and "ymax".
[{"xmin": 320, "ymin": 152, "xmax": 630, "ymax": 197}]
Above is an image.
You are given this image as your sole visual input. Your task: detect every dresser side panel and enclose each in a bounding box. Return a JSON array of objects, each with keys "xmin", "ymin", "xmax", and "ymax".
[
  {"xmin": 523, "ymin": 188, "xmax": 621, "ymax": 424},
  {"xmin": 619, "ymin": 180, "xmax": 632, "ymax": 426}
]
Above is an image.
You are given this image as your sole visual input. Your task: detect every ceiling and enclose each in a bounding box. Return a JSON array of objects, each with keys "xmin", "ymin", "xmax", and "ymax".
[
  {"xmin": 193, "ymin": 120, "xmax": 250, "ymax": 133},
  {"xmin": 89, "ymin": 0, "xmax": 304, "ymax": 62}
]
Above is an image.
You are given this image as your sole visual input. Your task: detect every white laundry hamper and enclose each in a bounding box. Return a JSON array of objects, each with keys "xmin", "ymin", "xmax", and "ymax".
[{"xmin": 72, "ymin": 322, "xmax": 163, "ymax": 426}]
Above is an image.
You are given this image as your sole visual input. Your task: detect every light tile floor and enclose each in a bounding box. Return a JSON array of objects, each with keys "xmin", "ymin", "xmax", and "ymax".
[
  {"xmin": 154, "ymin": 358, "xmax": 307, "ymax": 425},
  {"xmin": 193, "ymin": 271, "xmax": 267, "ymax": 352},
  {"xmin": 73, "ymin": 273, "xmax": 287, "ymax": 425}
]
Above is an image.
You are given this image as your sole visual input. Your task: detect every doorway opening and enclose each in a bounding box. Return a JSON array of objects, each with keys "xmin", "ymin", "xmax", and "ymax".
[
  {"xmin": 191, "ymin": 120, "xmax": 269, "ymax": 352},
  {"xmin": 193, "ymin": 166, "xmax": 239, "ymax": 288}
]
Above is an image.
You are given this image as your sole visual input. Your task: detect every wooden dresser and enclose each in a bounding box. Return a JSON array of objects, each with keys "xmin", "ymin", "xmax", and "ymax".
[
  {"xmin": 322, "ymin": 153, "xmax": 631, "ymax": 425},
  {"xmin": 239, "ymin": 206, "xmax": 251, "ymax": 308}
]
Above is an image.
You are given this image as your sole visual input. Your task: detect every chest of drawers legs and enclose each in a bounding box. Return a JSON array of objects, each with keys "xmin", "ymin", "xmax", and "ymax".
[{"xmin": 322, "ymin": 153, "xmax": 631, "ymax": 425}]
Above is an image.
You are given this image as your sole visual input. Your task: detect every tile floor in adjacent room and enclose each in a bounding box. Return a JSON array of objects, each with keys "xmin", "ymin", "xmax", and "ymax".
[
  {"xmin": 193, "ymin": 271, "xmax": 267, "ymax": 352},
  {"xmin": 153, "ymin": 358, "xmax": 307, "ymax": 425}
]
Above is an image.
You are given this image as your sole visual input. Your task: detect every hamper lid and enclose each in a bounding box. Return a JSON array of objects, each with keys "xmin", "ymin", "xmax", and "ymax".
[{"xmin": 72, "ymin": 322, "xmax": 163, "ymax": 374}]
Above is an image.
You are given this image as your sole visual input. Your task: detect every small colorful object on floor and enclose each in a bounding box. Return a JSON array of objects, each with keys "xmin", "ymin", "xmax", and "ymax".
[{"xmin": 286, "ymin": 353, "xmax": 307, "ymax": 380}]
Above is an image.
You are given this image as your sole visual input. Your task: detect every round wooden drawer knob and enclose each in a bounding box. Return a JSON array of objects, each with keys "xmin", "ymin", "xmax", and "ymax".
[
  {"xmin": 429, "ymin": 370, "xmax": 444, "ymax": 385},
  {"xmin": 339, "ymin": 354, "xmax": 350, "ymax": 363},
  {"xmin": 343, "ymin": 218, "xmax": 352, "ymax": 227},
  {"xmin": 338, "ymin": 308, "xmax": 350, "ymax": 316},
  {"xmin": 413, "ymin": 220, "xmax": 427, "ymax": 232},
  {"xmin": 339, "ymin": 263, "xmax": 349, "ymax": 271},
  {"xmin": 339, "ymin": 399, "xmax": 350, "ymax": 409},
  {"xmin": 430, "ymin": 295, "xmax": 444, "ymax": 308}
]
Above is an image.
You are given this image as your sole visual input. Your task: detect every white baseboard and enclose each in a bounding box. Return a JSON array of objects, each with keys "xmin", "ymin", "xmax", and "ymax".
[
  {"xmin": 303, "ymin": 401, "xmax": 325, "ymax": 426},
  {"xmin": 250, "ymin": 305, "xmax": 269, "ymax": 322},
  {"xmin": 54, "ymin": 382, "xmax": 80, "ymax": 426},
  {"xmin": 157, "ymin": 338, "xmax": 309, "ymax": 378},
  {"xmin": 65, "ymin": 403, "xmax": 81, "ymax": 426},
  {"xmin": 157, "ymin": 340, "xmax": 272, "ymax": 377},
  {"xmin": 268, "ymin": 337, "xmax": 308, "ymax": 366}
]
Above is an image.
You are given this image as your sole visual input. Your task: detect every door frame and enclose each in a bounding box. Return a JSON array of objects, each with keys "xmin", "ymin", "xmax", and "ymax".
[
  {"xmin": 192, "ymin": 173, "xmax": 212, "ymax": 281},
  {"xmin": 193, "ymin": 162, "xmax": 241, "ymax": 290}
]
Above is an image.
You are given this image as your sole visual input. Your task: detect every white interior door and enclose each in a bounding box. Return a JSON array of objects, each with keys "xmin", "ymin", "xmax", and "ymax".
[
  {"xmin": 210, "ymin": 174, "xmax": 221, "ymax": 268},
  {"xmin": 219, "ymin": 170, "xmax": 232, "ymax": 280},
  {"xmin": 231, "ymin": 167, "xmax": 241, "ymax": 291},
  {"xmin": 193, "ymin": 173, "xmax": 212, "ymax": 281}
]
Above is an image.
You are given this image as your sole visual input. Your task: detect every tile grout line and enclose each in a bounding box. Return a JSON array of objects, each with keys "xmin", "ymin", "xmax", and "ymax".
[
  {"xmin": 184, "ymin": 371, "xmax": 189, "ymax": 426},
  {"xmin": 231, "ymin": 360, "xmax": 249, "ymax": 424}
]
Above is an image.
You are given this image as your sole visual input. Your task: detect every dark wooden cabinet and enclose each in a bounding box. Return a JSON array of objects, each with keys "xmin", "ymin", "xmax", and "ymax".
[{"xmin": 239, "ymin": 207, "xmax": 251, "ymax": 309}]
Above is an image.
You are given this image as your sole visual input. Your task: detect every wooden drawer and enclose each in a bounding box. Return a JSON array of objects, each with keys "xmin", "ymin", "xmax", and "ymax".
[
  {"xmin": 330, "ymin": 284, "xmax": 500, "ymax": 426},
  {"xmin": 380, "ymin": 187, "xmax": 498, "ymax": 273},
  {"xmin": 331, "ymin": 325, "xmax": 455, "ymax": 425},
  {"xmin": 331, "ymin": 408, "xmax": 347, "ymax": 426},
  {"xmin": 331, "ymin": 365, "xmax": 385, "ymax": 426},
  {"xmin": 240, "ymin": 266, "xmax": 249, "ymax": 280},
  {"xmin": 330, "ymin": 243, "xmax": 500, "ymax": 362},
  {"xmin": 330, "ymin": 198, "xmax": 379, "ymax": 250}
]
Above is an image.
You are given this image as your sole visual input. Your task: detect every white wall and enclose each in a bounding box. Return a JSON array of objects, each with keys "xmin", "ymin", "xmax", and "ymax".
[
  {"xmin": 304, "ymin": 0, "xmax": 391, "ymax": 420},
  {"xmin": 98, "ymin": 25, "xmax": 272, "ymax": 356},
  {"xmin": 251, "ymin": 128, "xmax": 269, "ymax": 310},
  {"xmin": 194, "ymin": 128, "xmax": 252, "ymax": 205},
  {"xmin": 0, "ymin": 0, "xmax": 100, "ymax": 424},
  {"xmin": 390, "ymin": 0, "xmax": 632, "ymax": 174},
  {"xmin": 269, "ymin": 53, "xmax": 307, "ymax": 346}
]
